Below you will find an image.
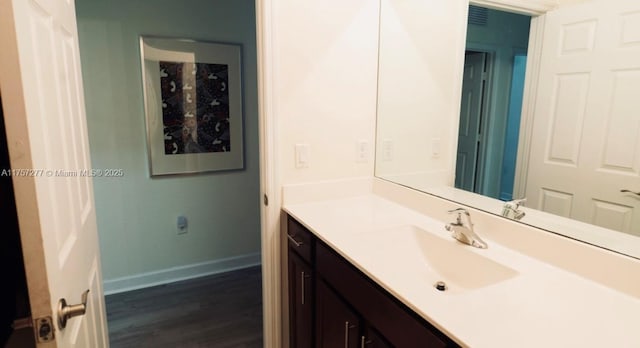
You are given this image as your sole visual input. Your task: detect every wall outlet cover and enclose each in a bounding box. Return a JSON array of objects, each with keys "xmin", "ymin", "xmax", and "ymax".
[
  {"xmin": 177, "ymin": 215, "xmax": 188, "ymax": 234},
  {"xmin": 356, "ymin": 140, "xmax": 369, "ymax": 163}
]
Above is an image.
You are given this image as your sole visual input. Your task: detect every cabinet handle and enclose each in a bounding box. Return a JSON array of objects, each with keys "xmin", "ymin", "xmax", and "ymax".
[
  {"xmin": 361, "ymin": 336, "xmax": 372, "ymax": 348},
  {"xmin": 300, "ymin": 271, "xmax": 310, "ymax": 305},
  {"xmin": 344, "ymin": 321, "xmax": 356, "ymax": 348},
  {"xmin": 287, "ymin": 234, "xmax": 304, "ymax": 247}
]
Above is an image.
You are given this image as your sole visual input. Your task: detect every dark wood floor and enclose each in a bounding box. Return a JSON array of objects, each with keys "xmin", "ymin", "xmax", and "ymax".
[{"xmin": 106, "ymin": 266, "xmax": 263, "ymax": 348}]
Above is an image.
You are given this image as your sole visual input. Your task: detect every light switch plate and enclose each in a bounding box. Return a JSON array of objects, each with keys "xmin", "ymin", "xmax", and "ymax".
[
  {"xmin": 431, "ymin": 138, "xmax": 441, "ymax": 158},
  {"xmin": 295, "ymin": 143, "xmax": 310, "ymax": 168}
]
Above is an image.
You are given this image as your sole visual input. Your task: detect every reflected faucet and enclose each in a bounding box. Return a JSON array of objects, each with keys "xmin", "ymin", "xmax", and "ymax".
[
  {"xmin": 445, "ymin": 208, "xmax": 488, "ymax": 249},
  {"xmin": 502, "ymin": 198, "xmax": 526, "ymax": 221}
]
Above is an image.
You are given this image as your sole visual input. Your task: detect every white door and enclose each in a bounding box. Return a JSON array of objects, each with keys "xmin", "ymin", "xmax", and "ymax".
[
  {"xmin": 526, "ymin": 0, "xmax": 640, "ymax": 236},
  {"xmin": 0, "ymin": 0, "xmax": 109, "ymax": 346},
  {"xmin": 456, "ymin": 52, "xmax": 486, "ymax": 192}
]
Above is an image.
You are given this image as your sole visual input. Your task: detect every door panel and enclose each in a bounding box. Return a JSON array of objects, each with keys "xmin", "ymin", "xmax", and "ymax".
[
  {"xmin": 539, "ymin": 188, "xmax": 573, "ymax": 217},
  {"xmin": 526, "ymin": 0, "xmax": 640, "ymax": 236},
  {"xmin": 0, "ymin": 0, "xmax": 108, "ymax": 346},
  {"xmin": 456, "ymin": 52, "xmax": 486, "ymax": 192},
  {"xmin": 544, "ymin": 73, "xmax": 589, "ymax": 166}
]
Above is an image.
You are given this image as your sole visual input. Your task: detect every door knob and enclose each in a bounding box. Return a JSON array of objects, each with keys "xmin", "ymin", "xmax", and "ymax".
[{"xmin": 58, "ymin": 289, "xmax": 89, "ymax": 329}]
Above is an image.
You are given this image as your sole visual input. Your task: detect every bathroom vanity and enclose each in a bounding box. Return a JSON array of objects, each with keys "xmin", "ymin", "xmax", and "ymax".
[
  {"xmin": 282, "ymin": 180, "xmax": 640, "ymax": 348},
  {"xmin": 286, "ymin": 215, "xmax": 458, "ymax": 347}
]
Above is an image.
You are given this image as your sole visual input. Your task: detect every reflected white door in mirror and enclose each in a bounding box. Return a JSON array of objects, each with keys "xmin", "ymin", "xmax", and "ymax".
[
  {"xmin": 374, "ymin": 0, "xmax": 640, "ymax": 260},
  {"xmin": 523, "ymin": 0, "xmax": 640, "ymax": 237}
]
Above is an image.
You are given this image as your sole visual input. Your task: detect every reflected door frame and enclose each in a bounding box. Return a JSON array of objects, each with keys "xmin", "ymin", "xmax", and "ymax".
[
  {"xmin": 512, "ymin": 15, "xmax": 545, "ymax": 200},
  {"xmin": 500, "ymin": 49, "xmax": 528, "ymax": 201},
  {"xmin": 469, "ymin": 0, "xmax": 553, "ymax": 201}
]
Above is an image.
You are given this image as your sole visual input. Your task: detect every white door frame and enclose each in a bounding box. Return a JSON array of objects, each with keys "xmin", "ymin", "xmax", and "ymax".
[
  {"xmin": 255, "ymin": 0, "xmax": 283, "ymax": 347},
  {"xmin": 513, "ymin": 14, "xmax": 546, "ymax": 199}
]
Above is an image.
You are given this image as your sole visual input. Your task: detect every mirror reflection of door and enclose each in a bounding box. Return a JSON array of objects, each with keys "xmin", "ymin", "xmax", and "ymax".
[
  {"xmin": 456, "ymin": 51, "xmax": 488, "ymax": 193},
  {"xmin": 454, "ymin": 5, "xmax": 531, "ymax": 200},
  {"xmin": 524, "ymin": 0, "xmax": 640, "ymax": 236}
]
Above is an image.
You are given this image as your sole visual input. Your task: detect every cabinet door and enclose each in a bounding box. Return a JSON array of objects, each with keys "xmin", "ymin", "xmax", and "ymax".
[
  {"xmin": 316, "ymin": 279, "xmax": 360, "ymax": 348},
  {"xmin": 361, "ymin": 325, "xmax": 393, "ymax": 348},
  {"xmin": 289, "ymin": 251, "xmax": 314, "ymax": 348}
]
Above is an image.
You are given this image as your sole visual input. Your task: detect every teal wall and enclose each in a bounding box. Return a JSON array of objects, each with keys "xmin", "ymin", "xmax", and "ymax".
[
  {"xmin": 465, "ymin": 8, "xmax": 530, "ymax": 199},
  {"xmin": 76, "ymin": 0, "xmax": 260, "ymax": 285}
]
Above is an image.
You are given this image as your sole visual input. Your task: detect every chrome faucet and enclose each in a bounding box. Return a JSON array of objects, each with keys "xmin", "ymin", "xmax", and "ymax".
[
  {"xmin": 501, "ymin": 198, "xmax": 526, "ymax": 221},
  {"xmin": 445, "ymin": 208, "xmax": 487, "ymax": 249}
]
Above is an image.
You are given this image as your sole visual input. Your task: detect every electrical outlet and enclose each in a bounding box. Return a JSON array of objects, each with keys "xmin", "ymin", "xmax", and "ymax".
[
  {"xmin": 356, "ymin": 140, "xmax": 368, "ymax": 163},
  {"xmin": 177, "ymin": 215, "xmax": 188, "ymax": 234}
]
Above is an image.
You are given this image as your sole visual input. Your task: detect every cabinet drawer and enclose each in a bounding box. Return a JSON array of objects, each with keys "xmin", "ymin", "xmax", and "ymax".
[
  {"xmin": 316, "ymin": 240, "xmax": 458, "ymax": 348},
  {"xmin": 287, "ymin": 216, "xmax": 313, "ymax": 263}
]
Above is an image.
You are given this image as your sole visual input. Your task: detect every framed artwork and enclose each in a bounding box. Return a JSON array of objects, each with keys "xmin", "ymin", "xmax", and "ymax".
[{"xmin": 140, "ymin": 36, "xmax": 244, "ymax": 176}]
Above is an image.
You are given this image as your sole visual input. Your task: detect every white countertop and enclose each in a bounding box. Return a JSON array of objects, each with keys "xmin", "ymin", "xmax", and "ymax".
[{"xmin": 283, "ymin": 194, "xmax": 640, "ymax": 348}]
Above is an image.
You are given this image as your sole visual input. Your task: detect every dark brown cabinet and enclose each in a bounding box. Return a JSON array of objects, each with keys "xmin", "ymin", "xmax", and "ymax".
[
  {"xmin": 286, "ymin": 215, "xmax": 459, "ymax": 348},
  {"xmin": 361, "ymin": 325, "xmax": 393, "ymax": 348},
  {"xmin": 315, "ymin": 279, "xmax": 359, "ymax": 348},
  {"xmin": 288, "ymin": 252, "xmax": 314, "ymax": 347},
  {"xmin": 316, "ymin": 278, "xmax": 394, "ymax": 348}
]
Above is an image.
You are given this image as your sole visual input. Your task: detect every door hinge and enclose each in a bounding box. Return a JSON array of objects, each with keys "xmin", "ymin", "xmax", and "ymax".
[
  {"xmin": 34, "ymin": 316, "xmax": 55, "ymax": 343},
  {"xmin": 263, "ymin": 194, "xmax": 269, "ymax": 206}
]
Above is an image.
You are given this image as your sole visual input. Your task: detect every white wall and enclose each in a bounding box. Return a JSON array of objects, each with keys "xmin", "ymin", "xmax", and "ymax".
[
  {"xmin": 76, "ymin": 0, "xmax": 261, "ymax": 291},
  {"xmin": 265, "ymin": 4, "xmax": 379, "ymax": 344},
  {"xmin": 272, "ymin": 0, "xmax": 380, "ymax": 185}
]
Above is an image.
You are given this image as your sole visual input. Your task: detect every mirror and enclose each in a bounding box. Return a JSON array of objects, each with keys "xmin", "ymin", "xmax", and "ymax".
[{"xmin": 375, "ymin": 0, "xmax": 640, "ymax": 259}]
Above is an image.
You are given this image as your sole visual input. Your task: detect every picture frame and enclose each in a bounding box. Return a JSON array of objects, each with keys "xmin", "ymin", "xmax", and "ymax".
[{"xmin": 139, "ymin": 36, "xmax": 244, "ymax": 176}]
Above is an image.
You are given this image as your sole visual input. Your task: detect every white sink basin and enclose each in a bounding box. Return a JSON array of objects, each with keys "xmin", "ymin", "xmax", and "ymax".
[{"xmin": 361, "ymin": 225, "xmax": 518, "ymax": 292}]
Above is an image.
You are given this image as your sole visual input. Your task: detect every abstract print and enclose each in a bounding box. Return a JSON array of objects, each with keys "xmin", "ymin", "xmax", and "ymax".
[{"xmin": 160, "ymin": 61, "xmax": 231, "ymax": 155}]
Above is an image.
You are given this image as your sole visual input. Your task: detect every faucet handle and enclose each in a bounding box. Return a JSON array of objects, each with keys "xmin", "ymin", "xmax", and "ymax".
[
  {"xmin": 502, "ymin": 198, "xmax": 527, "ymax": 220},
  {"xmin": 447, "ymin": 207, "xmax": 469, "ymax": 215},
  {"xmin": 447, "ymin": 207, "xmax": 469, "ymax": 225},
  {"xmin": 511, "ymin": 198, "xmax": 527, "ymax": 208}
]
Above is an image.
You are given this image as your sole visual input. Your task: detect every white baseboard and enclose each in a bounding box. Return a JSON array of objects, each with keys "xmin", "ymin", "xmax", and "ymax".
[{"xmin": 103, "ymin": 252, "xmax": 261, "ymax": 295}]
